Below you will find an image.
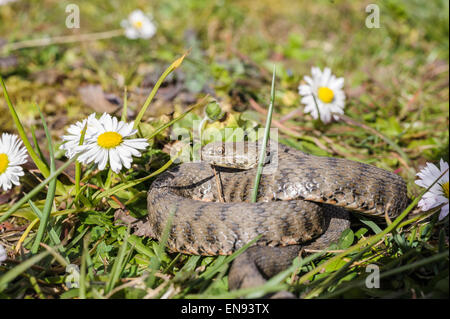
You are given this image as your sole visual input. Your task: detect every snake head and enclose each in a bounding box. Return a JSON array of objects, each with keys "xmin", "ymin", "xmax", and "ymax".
[{"xmin": 201, "ymin": 141, "xmax": 271, "ymax": 170}]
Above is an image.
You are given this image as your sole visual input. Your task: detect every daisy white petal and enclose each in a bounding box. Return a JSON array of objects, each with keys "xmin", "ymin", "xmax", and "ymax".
[
  {"xmin": 119, "ymin": 144, "xmax": 142, "ymax": 158},
  {"xmin": 125, "ymin": 28, "xmax": 139, "ymax": 39},
  {"xmin": 118, "ymin": 122, "xmax": 136, "ymax": 138},
  {"xmin": 321, "ymin": 67, "xmax": 332, "ymax": 86},
  {"xmin": 304, "ymin": 75, "xmax": 314, "ymax": 87},
  {"xmin": 120, "ymin": 154, "xmax": 133, "ymax": 170},
  {"xmin": 122, "ymin": 138, "xmax": 149, "ymax": 150},
  {"xmin": 440, "ymin": 204, "xmax": 449, "ymax": 220},
  {"xmin": 122, "ymin": 9, "xmax": 156, "ymax": 40},
  {"xmin": 0, "ymin": 133, "xmax": 27, "ymax": 192},
  {"xmin": 0, "ymin": 0, "xmax": 17, "ymax": 6},
  {"xmin": 77, "ymin": 144, "xmax": 101, "ymax": 164},
  {"xmin": 0, "ymin": 244, "xmax": 6, "ymax": 262},
  {"xmin": 298, "ymin": 84, "xmax": 312, "ymax": 96},
  {"xmin": 76, "ymin": 114, "xmax": 149, "ymax": 173},
  {"xmin": 109, "ymin": 148, "xmax": 122, "ymax": 173},
  {"xmin": 332, "ymin": 77, "xmax": 345, "ymax": 90},
  {"xmin": 60, "ymin": 113, "xmax": 97, "ymax": 159},
  {"xmin": 298, "ymin": 67, "xmax": 346, "ymax": 124},
  {"xmin": 116, "ymin": 121, "xmax": 127, "ymax": 136},
  {"xmin": 97, "ymin": 149, "xmax": 109, "ymax": 171},
  {"xmin": 415, "ymin": 159, "xmax": 449, "ymax": 220},
  {"xmin": 111, "ymin": 114, "xmax": 119, "ymax": 131}
]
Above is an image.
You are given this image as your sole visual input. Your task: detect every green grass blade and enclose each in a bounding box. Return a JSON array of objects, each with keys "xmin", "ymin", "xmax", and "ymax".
[
  {"xmin": 127, "ymin": 235, "xmax": 155, "ymax": 258},
  {"xmin": 27, "ymin": 199, "xmax": 43, "ymax": 220},
  {"xmin": 251, "ymin": 65, "xmax": 276, "ymax": 202},
  {"xmin": 154, "ymin": 209, "xmax": 175, "ymax": 263},
  {"xmin": 0, "ymin": 250, "xmax": 51, "ymax": 292},
  {"xmin": 31, "ymin": 104, "xmax": 57, "ymax": 254},
  {"xmin": 85, "ymin": 243, "xmax": 95, "ymax": 282},
  {"xmin": 146, "ymin": 208, "xmax": 176, "ymax": 289},
  {"xmin": 79, "ymin": 235, "xmax": 89, "ymax": 299},
  {"xmin": 39, "ymin": 243, "xmax": 68, "ymax": 268},
  {"xmin": 0, "ymin": 76, "xmax": 66, "ymax": 195},
  {"xmin": 200, "ymin": 235, "xmax": 262, "ymax": 281},
  {"xmin": 303, "ymin": 246, "xmax": 369, "ymax": 298},
  {"xmin": 28, "ymin": 199, "xmax": 67, "ymax": 258},
  {"xmin": 64, "ymin": 227, "xmax": 89, "ymax": 251},
  {"xmin": 105, "ymin": 232, "xmax": 129, "ymax": 295},
  {"xmin": 321, "ymin": 250, "xmax": 449, "ymax": 298},
  {"xmin": 29, "ymin": 275, "xmax": 45, "ymax": 299},
  {"xmin": 243, "ymin": 251, "xmax": 327, "ymax": 298},
  {"xmin": 0, "ymin": 77, "xmax": 49, "ymax": 177},
  {"xmin": 30, "ymin": 124, "xmax": 47, "ymax": 166}
]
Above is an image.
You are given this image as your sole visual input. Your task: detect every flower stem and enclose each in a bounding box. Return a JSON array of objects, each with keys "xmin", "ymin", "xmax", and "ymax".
[{"xmin": 133, "ymin": 53, "xmax": 187, "ymax": 130}]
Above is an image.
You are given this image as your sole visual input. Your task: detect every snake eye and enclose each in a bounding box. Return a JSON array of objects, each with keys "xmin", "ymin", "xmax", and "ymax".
[{"xmin": 216, "ymin": 146, "xmax": 224, "ymax": 155}]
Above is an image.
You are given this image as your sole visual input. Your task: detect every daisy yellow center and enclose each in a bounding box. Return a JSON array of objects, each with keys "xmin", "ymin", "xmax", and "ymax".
[
  {"xmin": 318, "ymin": 87, "xmax": 334, "ymax": 103},
  {"xmin": 0, "ymin": 153, "xmax": 9, "ymax": 174},
  {"xmin": 442, "ymin": 181, "xmax": 449, "ymax": 199},
  {"xmin": 133, "ymin": 20, "xmax": 143, "ymax": 29},
  {"xmin": 97, "ymin": 132, "xmax": 123, "ymax": 149}
]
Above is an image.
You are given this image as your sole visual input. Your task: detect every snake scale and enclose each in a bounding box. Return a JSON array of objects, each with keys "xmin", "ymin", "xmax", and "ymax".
[{"xmin": 121, "ymin": 141, "xmax": 409, "ymax": 296}]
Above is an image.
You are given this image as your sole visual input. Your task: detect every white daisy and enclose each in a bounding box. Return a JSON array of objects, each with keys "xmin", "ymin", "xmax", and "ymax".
[
  {"xmin": 121, "ymin": 9, "xmax": 156, "ymax": 40},
  {"xmin": 60, "ymin": 113, "xmax": 97, "ymax": 159},
  {"xmin": 0, "ymin": 244, "xmax": 6, "ymax": 262},
  {"xmin": 298, "ymin": 67, "xmax": 346, "ymax": 124},
  {"xmin": 0, "ymin": 0, "xmax": 18, "ymax": 6},
  {"xmin": 76, "ymin": 113, "xmax": 149, "ymax": 173},
  {"xmin": 0, "ymin": 133, "xmax": 27, "ymax": 192},
  {"xmin": 415, "ymin": 159, "xmax": 449, "ymax": 220}
]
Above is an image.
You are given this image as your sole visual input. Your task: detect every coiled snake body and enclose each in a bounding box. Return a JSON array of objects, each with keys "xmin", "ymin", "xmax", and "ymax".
[{"xmin": 131, "ymin": 141, "xmax": 408, "ymax": 295}]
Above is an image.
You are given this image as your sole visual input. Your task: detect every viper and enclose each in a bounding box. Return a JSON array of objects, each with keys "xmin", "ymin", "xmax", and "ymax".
[{"xmin": 118, "ymin": 141, "xmax": 409, "ymax": 297}]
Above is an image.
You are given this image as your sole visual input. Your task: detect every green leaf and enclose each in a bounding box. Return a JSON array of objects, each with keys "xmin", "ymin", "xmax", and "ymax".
[
  {"xmin": 338, "ymin": 229, "xmax": 355, "ymax": 249},
  {"xmin": 358, "ymin": 216, "xmax": 383, "ymax": 234},
  {"xmin": 354, "ymin": 227, "xmax": 369, "ymax": 239},
  {"xmin": 204, "ymin": 99, "xmax": 225, "ymax": 121},
  {"xmin": 127, "ymin": 235, "xmax": 155, "ymax": 258}
]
